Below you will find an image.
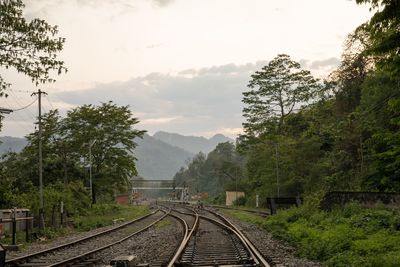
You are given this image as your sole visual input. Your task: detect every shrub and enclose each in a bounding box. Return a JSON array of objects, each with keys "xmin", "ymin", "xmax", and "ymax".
[{"xmin": 226, "ymin": 202, "xmax": 400, "ymax": 266}]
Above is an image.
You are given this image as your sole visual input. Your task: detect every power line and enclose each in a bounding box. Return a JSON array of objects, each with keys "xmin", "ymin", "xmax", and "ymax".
[
  {"xmin": 0, "ymin": 89, "xmax": 38, "ymax": 135},
  {"xmin": 1, "ymin": 101, "xmax": 33, "ymax": 133},
  {"xmin": 360, "ymin": 90, "xmax": 400, "ymax": 117},
  {"xmin": 11, "ymin": 97, "xmax": 37, "ymax": 111},
  {"xmin": 8, "ymin": 89, "xmax": 36, "ymax": 119},
  {"xmin": 46, "ymin": 95, "xmax": 56, "ymax": 110},
  {"xmin": 5, "ymin": 88, "xmax": 32, "ymax": 94}
]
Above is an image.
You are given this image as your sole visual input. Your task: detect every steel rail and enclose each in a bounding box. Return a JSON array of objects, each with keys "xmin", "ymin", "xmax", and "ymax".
[
  {"xmin": 198, "ymin": 214, "xmax": 259, "ymax": 266},
  {"xmin": 47, "ymin": 210, "xmax": 170, "ymax": 267},
  {"xmin": 162, "ymin": 205, "xmax": 199, "ymax": 267},
  {"xmin": 166, "ymin": 211, "xmax": 191, "ymax": 267},
  {"xmin": 168, "ymin": 206, "xmax": 259, "ymax": 266},
  {"xmin": 205, "ymin": 208, "xmax": 271, "ymax": 267},
  {"xmin": 6, "ymin": 209, "xmax": 159, "ymax": 266}
]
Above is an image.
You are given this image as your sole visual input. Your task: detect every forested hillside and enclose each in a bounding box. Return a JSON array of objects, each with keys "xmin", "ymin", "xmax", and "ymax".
[{"xmin": 135, "ymin": 134, "xmax": 193, "ymax": 180}]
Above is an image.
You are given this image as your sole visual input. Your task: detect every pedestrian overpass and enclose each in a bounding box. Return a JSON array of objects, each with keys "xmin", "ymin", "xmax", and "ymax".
[{"xmin": 131, "ymin": 179, "xmax": 189, "ymax": 201}]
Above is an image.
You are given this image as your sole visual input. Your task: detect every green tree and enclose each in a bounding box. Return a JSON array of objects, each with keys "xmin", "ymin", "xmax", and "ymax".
[
  {"xmin": 15, "ymin": 102, "xmax": 145, "ymax": 204},
  {"xmin": 174, "ymin": 152, "xmax": 207, "ymax": 194},
  {"xmin": 353, "ymin": 0, "xmax": 400, "ymax": 190},
  {"xmin": 24, "ymin": 109, "xmax": 81, "ymax": 186},
  {"xmin": 242, "ymin": 54, "xmax": 321, "ymax": 138},
  {"xmin": 240, "ymin": 54, "xmax": 326, "ymax": 199},
  {"xmin": 0, "ymin": 0, "xmax": 66, "ymax": 94},
  {"xmin": 63, "ymin": 102, "xmax": 145, "ymax": 202},
  {"xmin": 205, "ymin": 142, "xmax": 245, "ymax": 193},
  {"xmin": 173, "ymin": 142, "xmax": 246, "ymax": 197},
  {"xmin": 355, "ymin": 0, "xmax": 400, "ymax": 75}
]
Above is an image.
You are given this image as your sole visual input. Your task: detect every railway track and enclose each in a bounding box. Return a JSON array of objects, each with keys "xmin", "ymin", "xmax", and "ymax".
[
  {"xmin": 6, "ymin": 204, "xmax": 271, "ymax": 267},
  {"xmin": 164, "ymin": 203, "xmax": 271, "ymax": 267},
  {"xmin": 5, "ymin": 209, "xmax": 168, "ymax": 267}
]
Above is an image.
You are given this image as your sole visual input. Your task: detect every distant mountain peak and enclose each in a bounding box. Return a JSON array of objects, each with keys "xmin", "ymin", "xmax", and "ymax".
[
  {"xmin": 152, "ymin": 131, "xmax": 233, "ymax": 154},
  {"xmin": 134, "ymin": 134, "xmax": 193, "ymax": 180},
  {"xmin": 210, "ymin": 133, "xmax": 232, "ymax": 142}
]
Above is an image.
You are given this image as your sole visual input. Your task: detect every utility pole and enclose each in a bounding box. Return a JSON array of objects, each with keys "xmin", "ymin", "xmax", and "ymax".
[
  {"xmin": 32, "ymin": 89, "xmax": 47, "ymax": 230},
  {"xmin": 89, "ymin": 139, "xmax": 96, "ymax": 205},
  {"xmin": 235, "ymin": 168, "xmax": 238, "ymax": 207},
  {"xmin": 275, "ymin": 142, "xmax": 280, "ymax": 198}
]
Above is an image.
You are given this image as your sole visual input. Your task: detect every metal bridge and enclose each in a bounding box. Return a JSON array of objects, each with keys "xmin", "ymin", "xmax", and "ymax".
[
  {"xmin": 131, "ymin": 179, "xmax": 179, "ymax": 190},
  {"xmin": 131, "ymin": 179, "xmax": 189, "ymax": 201}
]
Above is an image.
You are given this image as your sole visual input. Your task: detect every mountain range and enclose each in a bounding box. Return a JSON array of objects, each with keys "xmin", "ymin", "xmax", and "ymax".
[
  {"xmin": 153, "ymin": 131, "xmax": 232, "ymax": 154},
  {"xmin": 0, "ymin": 132, "xmax": 233, "ymax": 180}
]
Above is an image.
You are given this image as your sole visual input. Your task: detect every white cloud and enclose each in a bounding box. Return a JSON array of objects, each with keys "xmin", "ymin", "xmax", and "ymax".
[
  {"xmin": 141, "ymin": 116, "xmax": 183, "ymax": 125},
  {"xmin": 1, "ymin": 55, "xmax": 343, "ymax": 138},
  {"xmin": 51, "ymin": 58, "xmax": 335, "ymax": 138},
  {"xmin": 1, "ymin": 0, "xmax": 373, "ymax": 138}
]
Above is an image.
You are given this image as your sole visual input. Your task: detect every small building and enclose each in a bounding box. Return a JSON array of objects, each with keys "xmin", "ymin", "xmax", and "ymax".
[{"xmin": 226, "ymin": 191, "xmax": 245, "ymax": 206}]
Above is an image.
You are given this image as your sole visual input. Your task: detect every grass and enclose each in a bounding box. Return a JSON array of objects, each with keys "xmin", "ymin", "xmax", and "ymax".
[
  {"xmin": 72, "ymin": 204, "xmax": 150, "ymax": 231},
  {"xmin": 224, "ymin": 203, "xmax": 400, "ymax": 266},
  {"xmin": 155, "ymin": 219, "xmax": 172, "ymax": 229}
]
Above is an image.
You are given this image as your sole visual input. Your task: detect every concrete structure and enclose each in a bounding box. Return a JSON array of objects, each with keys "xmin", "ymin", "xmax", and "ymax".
[{"xmin": 226, "ymin": 191, "xmax": 245, "ymax": 206}]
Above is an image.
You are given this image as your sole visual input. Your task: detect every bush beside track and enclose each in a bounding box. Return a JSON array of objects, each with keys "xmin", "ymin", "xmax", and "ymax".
[{"xmin": 222, "ymin": 203, "xmax": 400, "ymax": 266}]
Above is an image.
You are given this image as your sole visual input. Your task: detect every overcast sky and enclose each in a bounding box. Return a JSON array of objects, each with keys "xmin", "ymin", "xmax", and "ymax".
[{"xmin": 0, "ymin": 0, "xmax": 372, "ymax": 138}]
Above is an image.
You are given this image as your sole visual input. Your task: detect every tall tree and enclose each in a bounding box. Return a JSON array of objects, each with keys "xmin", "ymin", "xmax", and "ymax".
[{"xmin": 242, "ymin": 54, "xmax": 321, "ymax": 138}]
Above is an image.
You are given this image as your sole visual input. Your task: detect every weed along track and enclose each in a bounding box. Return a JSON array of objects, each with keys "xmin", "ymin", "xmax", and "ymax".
[{"xmin": 5, "ymin": 209, "xmax": 167, "ymax": 267}]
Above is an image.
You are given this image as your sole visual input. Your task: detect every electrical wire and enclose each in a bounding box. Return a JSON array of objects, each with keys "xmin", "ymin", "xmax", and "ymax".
[
  {"xmin": 46, "ymin": 95, "xmax": 56, "ymax": 111},
  {"xmin": 361, "ymin": 90, "xmax": 400, "ymax": 116},
  {"xmin": 12, "ymin": 97, "xmax": 37, "ymax": 111},
  {"xmin": 0, "ymin": 90, "xmax": 38, "ymax": 135},
  {"xmin": 5, "ymin": 88, "xmax": 32, "ymax": 94},
  {"xmin": 1, "ymin": 101, "xmax": 33, "ymax": 133},
  {"xmin": 8, "ymin": 89, "xmax": 36, "ymax": 118}
]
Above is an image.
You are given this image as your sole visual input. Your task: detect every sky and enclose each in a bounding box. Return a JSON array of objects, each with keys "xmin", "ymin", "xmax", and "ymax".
[{"xmin": 0, "ymin": 0, "xmax": 373, "ymax": 138}]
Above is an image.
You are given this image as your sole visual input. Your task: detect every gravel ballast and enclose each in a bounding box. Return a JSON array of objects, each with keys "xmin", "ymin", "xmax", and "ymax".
[
  {"xmin": 220, "ymin": 210, "xmax": 322, "ymax": 267},
  {"xmin": 94, "ymin": 217, "xmax": 182, "ymax": 266}
]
